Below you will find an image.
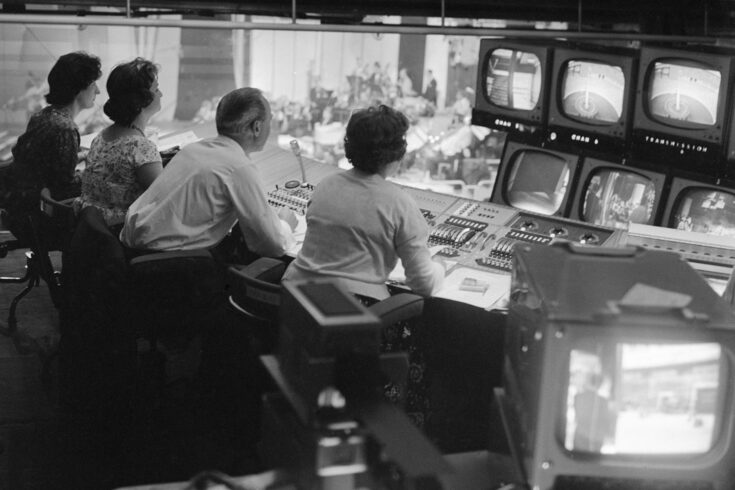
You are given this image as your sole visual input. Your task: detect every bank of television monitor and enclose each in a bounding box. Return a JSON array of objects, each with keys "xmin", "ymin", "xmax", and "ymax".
[
  {"xmin": 546, "ymin": 44, "xmax": 638, "ymax": 155},
  {"xmin": 490, "ymin": 139, "xmax": 580, "ymax": 217},
  {"xmin": 569, "ymin": 157, "xmax": 668, "ymax": 229},
  {"xmin": 660, "ymin": 173, "xmax": 735, "ymax": 237},
  {"xmin": 472, "ymin": 39, "xmax": 554, "ymax": 139},
  {"xmin": 632, "ymin": 45, "xmax": 735, "ymax": 169}
]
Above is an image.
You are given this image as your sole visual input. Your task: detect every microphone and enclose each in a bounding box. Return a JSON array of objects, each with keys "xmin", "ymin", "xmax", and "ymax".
[{"xmin": 289, "ymin": 139, "xmax": 308, "ymax": 186}]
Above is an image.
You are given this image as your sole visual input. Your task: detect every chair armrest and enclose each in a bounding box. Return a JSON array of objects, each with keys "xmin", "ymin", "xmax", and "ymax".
[
  {"xmin": 129, "ymin": 249, "xmax": 223, "ymax": 309},
  {"xmin": 368, "ymin": 293, "xmax": 424, "ymax": 327},
  {"xmin": 227, "ymin": 258, "xmax": 287, "ymax": 311},
  {"xmin": 239, "ymin": 257, "xmax": 288, "ymax": 283}
]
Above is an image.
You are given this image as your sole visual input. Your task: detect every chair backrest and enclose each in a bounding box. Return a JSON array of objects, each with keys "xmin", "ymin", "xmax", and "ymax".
[
  {"xmin": 63, "ymin": 207, "xmax": 226, "ymax": 344},
  {"xmin": 129, "ymin": 249, "xmax": 225, "ymax": 312},
  {"xmin": 0, "ymin": 159, "xmax": 11, "ymax": 211},
  {"xmin": 227, "ymin": 257, "xmax": 288, "ymax": 322},
  {"xmin": 62, "ymin": 205, "xmax": 130, "ymax": 315},
  {"xmin": 0, "ymin": 161, "xmax": 20, "ymax": 254},
  {"xmin": 37, "ymin": 187, "xmax": 76, "ymax": 253}
]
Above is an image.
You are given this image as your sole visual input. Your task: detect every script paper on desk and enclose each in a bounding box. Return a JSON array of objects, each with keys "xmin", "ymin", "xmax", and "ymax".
[
  {"xmin": 434, "ymin": 267, "xmax": 511, "ymax": 310},
  {"xmin": 158, "ymin": 130, "xmax": 200, "ymax": 152}
]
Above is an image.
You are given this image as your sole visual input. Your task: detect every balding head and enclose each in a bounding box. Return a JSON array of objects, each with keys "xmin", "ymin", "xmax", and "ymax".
[{"xmin": 215, "ymin": 87, "xmax": 269, "ymax": 139}]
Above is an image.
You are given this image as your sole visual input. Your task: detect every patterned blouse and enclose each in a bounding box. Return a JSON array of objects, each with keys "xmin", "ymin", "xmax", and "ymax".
[
  {"xmin": 77, "ymin": 132, "xmax": 161, "ymax": 226},
  {"xmin": 9, "ymin": 105, "xmax": 81, "ymax": 213}
]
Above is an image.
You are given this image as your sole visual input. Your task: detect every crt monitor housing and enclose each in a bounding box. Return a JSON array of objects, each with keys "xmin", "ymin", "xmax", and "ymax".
[
  {"xmin": 503, "ymin": 241, "xmax": 735, "ymax": 490},
  {"xmin": 490, "ymin": 138, "xmax": 580, "ymax": 217},
  {"xmin": 660, "ymin": 172, "xmax": 735, "ymax": 237},
  {"xmin": 631, "ymin": 44, "xmax": 735, "ymax": 170},
  {"xmin": 472, "ymin": 38, "xmax": 554, "ymax": 140},
  {"xmin": 569, "ymin": 156, "xmax": 669, "ymax": 229},
  {"xmin": 546, "ymin": 43, "xmax": 638, "ymax": 155}
]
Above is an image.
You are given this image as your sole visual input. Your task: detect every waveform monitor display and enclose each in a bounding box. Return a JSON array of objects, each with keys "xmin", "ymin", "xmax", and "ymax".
[
  {"xmin": 561, "ymin": 60, "xmax": 625, "ymax": 124},
  {"xmin": 649, "ymin": 61, "xmax": 720, "ymax": 127},
  {"xmin": 486, "ymin": 48, "xmax": 543, "ymax": 110}
]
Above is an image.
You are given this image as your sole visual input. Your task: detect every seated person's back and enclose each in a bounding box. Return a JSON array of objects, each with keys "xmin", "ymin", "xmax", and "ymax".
[
  {"xmin": 76, "ymin": 58, "xmax": 163, "ymax": 227},
  {"xmin": 284, "ymin": 105, "xmax": 444, "ymax": 300},
  {"xmin": 120, "ymin": 87, "xmax": 296, "ymax": 259},
  {"xmin": 8, "ymin": 52, "xmax": 102, "ymax": 221}
]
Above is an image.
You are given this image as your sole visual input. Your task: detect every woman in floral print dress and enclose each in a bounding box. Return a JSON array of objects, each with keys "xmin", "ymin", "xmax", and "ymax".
[{"xmin": 76, "ymin": 58, "xmax": 163, "ymax": 229}]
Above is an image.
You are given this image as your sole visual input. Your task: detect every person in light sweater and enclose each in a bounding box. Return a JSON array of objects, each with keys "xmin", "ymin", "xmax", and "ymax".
[{"xmin": 283, "ymin": 104, "xmax": 444, "ymax": 300}]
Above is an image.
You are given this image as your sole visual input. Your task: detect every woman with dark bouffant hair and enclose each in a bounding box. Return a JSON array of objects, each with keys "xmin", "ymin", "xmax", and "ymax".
[
  {"xmin": 284, "ymin": 104, "xmax": 444, "ymax": 300},
  {"xmin": 9, "ymin": 51, "xmax": 101, "ymax": 220},
  {"xmin": 76, "ymin": 57, "xmax": 163, "ymax": 227}
]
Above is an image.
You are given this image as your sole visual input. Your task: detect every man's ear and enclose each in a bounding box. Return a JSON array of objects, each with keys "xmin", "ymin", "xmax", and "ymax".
[{"xmin": 252, "ymin": 119, "xmax": 261, "ymax": 136}]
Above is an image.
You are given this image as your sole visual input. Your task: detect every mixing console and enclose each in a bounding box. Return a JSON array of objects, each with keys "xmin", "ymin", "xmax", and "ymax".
[
  {"xmin": 400, "ymin": 186, "xmax": 622, "ymax": 274},
  {"xmin": 268, "ymin": 179, "xmax": 623, "ymax": 280},
  {"xmin": 267, "ymin": 180, "xmax": 315, "ymax": 215}
]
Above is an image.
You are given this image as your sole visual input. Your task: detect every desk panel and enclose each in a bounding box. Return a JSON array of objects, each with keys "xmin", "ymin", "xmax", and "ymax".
[{"xmin": 253, "ymin": 141, "xmax": 623, "ymax": 310}]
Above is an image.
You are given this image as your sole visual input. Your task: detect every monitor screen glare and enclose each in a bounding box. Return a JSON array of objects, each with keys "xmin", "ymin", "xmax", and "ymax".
[
  {"xmin": 649, "ymin": 61, "xmax": 720, "ymax": 127},
  {"xmin": 672, "ymin": 188, "xmax": 735, "ymax": 237},
  {"xmin": 486, "ymin": 48, "xmax": 542, "ymax": 110},
  {"xmin": 561, "ymin": 60, "xmax": 625, "ymax": 124},
  {"xmin": 565, "ymin": 342, "xmax": 721, "ymax": 455},
  {"xmin": 506, "ymin": 150, "xmax": 571, "ymax": 215},
  {"xmin": 582, "ymin": 170, "xmax": 657, "ymax": 228}
]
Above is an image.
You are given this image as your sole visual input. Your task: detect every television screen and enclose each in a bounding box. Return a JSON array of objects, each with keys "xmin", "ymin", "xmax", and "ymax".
[
  {"xmin": 582, "ymin": 169, "xmax": 659, "ymax": 228},
  {"xmin": 632, "ymin": 45, "xmax": 735, "ymax": 168},
  {"xmin": 669, "ymin": 187, "xmax": 735, "ymax": 237},
  {"xmin": 565, "ymin": 341, "xmax": 722, "ymax": 455},
  {"xmin": 473, "ymin": 39, "xmax": 553, "ymax": 136},
  {"xmin": 648, "ymin": 60, "xmax": 720, "ymax": 128},
  {"xmin": 486, "ymin": 48, "xmax": 543, "ymax": 111},
  {"xmin": 561, "ymin": 60, "xmax": 625, "ymax": 125},
  {"xmin": 505, "ymin": 148, "xmax": 574, "ymax": 215},
  {"xmin": 546, "ymin": 45, "xmax": 637, "ymax": 154}
]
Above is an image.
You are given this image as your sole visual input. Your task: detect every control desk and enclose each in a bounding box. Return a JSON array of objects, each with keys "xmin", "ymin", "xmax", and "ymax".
[
  {"xmin": 261, "ymin": 149, "xmax": 624, "ymax": 310},
  {"xmin": 157, "ymin": 131, "xmax": 625, "ymax": 309}
]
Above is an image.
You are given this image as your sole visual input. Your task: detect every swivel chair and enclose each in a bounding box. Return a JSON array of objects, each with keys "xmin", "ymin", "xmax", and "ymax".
[
  {"xmin": 0, "ymin": 185, "xmax": 75, "ymax": 353},
  {"xmin": 226, "ymin": 259, "xmax": 425, "ymax": 463},
  {"xmin": 60, "ymin": 206, "xmax": 226, "ymax": 419},
  {"xmin": 227, "ymin": 257, "xmax": 425, "ymax": 356},
  {"xmin": 227, "ymin": 257, "xmax": 288, "ymax": 354}
]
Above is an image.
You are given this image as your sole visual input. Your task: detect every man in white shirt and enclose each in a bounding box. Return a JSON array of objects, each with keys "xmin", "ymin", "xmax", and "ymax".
[{"xmin": 120, "ymin": 87, "xmax": 297, "ymax": 260}]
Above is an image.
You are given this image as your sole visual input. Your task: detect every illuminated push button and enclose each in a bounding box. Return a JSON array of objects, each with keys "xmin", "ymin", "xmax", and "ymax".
[
  {"xmin": 578, "ymin": 233, "xmax": 599, "ymax": 245},
  {"xmin": 519, "ymin": 220, "xmax": 538, "ymax": 232},
  {"xmin": 548, "ymin": 226, "xmax": 568, "ymax": 238}
]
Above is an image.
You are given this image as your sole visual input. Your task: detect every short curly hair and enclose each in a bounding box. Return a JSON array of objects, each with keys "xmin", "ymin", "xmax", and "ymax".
[
  {"xmin": 45, "ymin": 51, "xmax": 102, "ymax": 106},
  {"xmin": 103, "ymin": 57, "xmax": 158, "ymax": 126},
  {"xmin": 344, "ymin": 105, "xmax": 409, "ymax": 174}
]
